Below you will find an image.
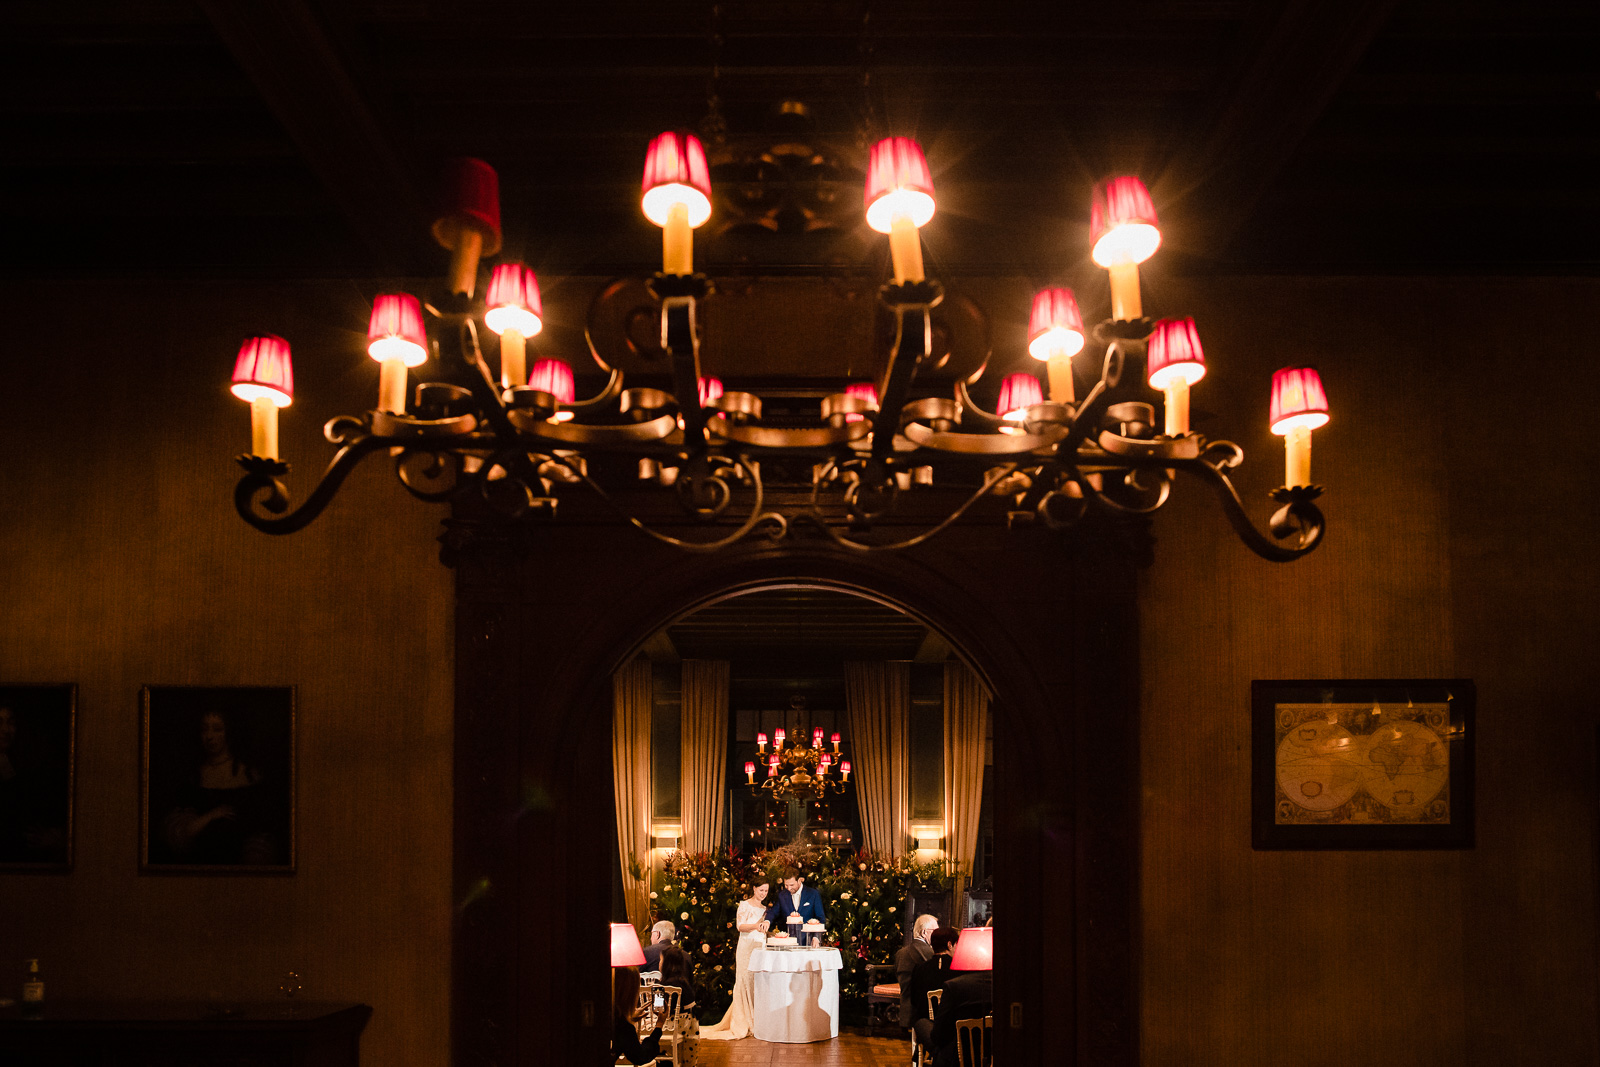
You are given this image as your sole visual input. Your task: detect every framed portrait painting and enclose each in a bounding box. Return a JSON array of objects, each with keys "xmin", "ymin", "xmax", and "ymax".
[
  {"xmin": 0, "ymin": 684, "xmax": 76, "ymax": 871},
  {"xmin": 141, "ymin": 686, "xmax": 295, "ymax": 873},
  {"xmin": 1253, "ymin": 679, "xmax": 1473, "ymax": 849}
]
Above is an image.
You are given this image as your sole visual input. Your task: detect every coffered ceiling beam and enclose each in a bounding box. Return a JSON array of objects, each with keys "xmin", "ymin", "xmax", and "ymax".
[
  {"xmin": 1156, "ymin": 0, "xmax": 1399, "ymax": 254},
  {"xmin": 197, "ymin": 0, "xmax": 427, "ymax": 270}
]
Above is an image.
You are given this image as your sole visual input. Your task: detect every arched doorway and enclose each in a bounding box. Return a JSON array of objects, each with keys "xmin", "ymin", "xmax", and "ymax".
[{"xmin": 449, "ymin": 526, "xmax": 1140, "ymax": 1066}]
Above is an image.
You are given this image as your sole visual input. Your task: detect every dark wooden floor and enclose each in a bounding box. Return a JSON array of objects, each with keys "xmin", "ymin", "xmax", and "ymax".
[{"xmin": 694, "ymin": 1031, "xmax": 911, "ymax": 1066}]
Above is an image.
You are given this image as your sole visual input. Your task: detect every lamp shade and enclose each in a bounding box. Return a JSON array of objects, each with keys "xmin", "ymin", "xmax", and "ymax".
[
  {"xmin": 844, "ymin": 381, "xmax": 879, "ymax": 424},
  {"xmin": 528, "ymin": 358, "xmax": 576, "ymax": 404},
  {"xmin": 699, "ymin": 376, "xmax": 724, "ymax": 407},
  {"xmin": 997, "ymin": 373, "xmax": 1044, "ymax": 421},
  {"xmin": 1146, "ymin": 317, "xmax": 1207, "ymax": 389},
  {"xmin": 1090, "ymin": 176, "xmax": 1161, "ymax": 267},
  {"xmin": 610, "ymin": 923, "xmax": 646, "ymax": 968},
  {"xmin": 864, "ymin": 137, "xmax": 936, "ymax": 233},
  {"xmin": 744, "ymin": 761, "xmax": 756, "ymax": 776},
  {"xmin": 1027, "ymin": 287, "xmax": 1086, "ymax": 360},
  {"xmin": 367, "ymin": 294, "xmax": 429, "ymax": 366},
  {"xmin": 485, "ymin": 263, "xmax": 544, "ymax": 337},
  {"xmin": 432, "ymin": 157, "xmax": 503, "ymax": 255},
  {"xmin": 231, "ymin": 335, "xmax": 294, "ymax": 407},
  {"xmin": 948, "ymin": 925, "xmax": 994, "ymax": 971},
  {"xmin": 1269, "ymin": 366, "xmax": 1330, "ymax": 435},
  {"xmin": 642, "ymin": 131, "xmax": 712, "ymax": 228}
]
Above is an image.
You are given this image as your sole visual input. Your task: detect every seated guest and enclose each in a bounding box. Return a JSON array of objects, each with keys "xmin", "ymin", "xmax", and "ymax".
[
  {"xmin": 640, "ymin": 919, "xmax": 676, "ymax": 971},
  {"xmin": 657, "ymin": 945, "xmax": 698, "ymax": 1011},
  {"xmin": 930, "ymin": 954, "xmax": 993, "ymax": 1067},
  {"xmin": 611, "ymin": 968, "xmax": 663, "ymax": 1066},
  {"xmin": 896, "ymin": 914, "xmax": 939, "ymax": 1027},
  {"xmin": 910, "ymin": 927, "xmax": 960, "ymax": 1054}
]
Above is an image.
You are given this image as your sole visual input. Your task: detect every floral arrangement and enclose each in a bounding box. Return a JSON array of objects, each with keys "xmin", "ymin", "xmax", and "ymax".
[{"xmin": 649, "ymin": 843, "xmax": 954, "ymax": 1023}]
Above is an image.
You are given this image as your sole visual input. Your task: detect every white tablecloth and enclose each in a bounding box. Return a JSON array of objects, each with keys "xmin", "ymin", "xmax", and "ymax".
[{"xmin": 748, "ymin": 947, "xmax": 842, "ymax": 1043}]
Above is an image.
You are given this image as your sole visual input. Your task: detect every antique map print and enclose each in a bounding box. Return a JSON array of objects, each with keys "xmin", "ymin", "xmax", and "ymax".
[{"xmin": 1274, "ymin": 702, "xmax": 1451, "ymax": 825}]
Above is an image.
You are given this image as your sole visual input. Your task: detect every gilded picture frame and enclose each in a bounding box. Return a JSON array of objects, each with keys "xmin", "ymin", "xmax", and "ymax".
[
  {"xmin": 0, "ymin": 684, "xmax": 77, "ymax": 872},
  {"xmin": 1252, "ymin": 679, "xmax": 1474, "ymax": 850},
  {"xmin": 141, "ymin": 685, "xmax": 296, "ymax": 873}
]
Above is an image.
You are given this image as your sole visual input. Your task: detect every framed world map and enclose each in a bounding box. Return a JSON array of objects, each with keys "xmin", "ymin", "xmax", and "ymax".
[{"xmin": 1252, "ymin": 679, "xmax": 1474, "ymax": 849}]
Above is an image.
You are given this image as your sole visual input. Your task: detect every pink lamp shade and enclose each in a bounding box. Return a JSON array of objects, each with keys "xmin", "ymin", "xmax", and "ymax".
[
  {"xmin": 757, "ymin": 731, "xmax": 768, "ymax": 747},
  {"xmin": 1146, "ymin": 317, "xmax": 1207, "ymax": 390},
  {"xmin": 367, "ymin": 293, "xmax": 429, "ymax": 366},
  {"xmin": 230, "ymin": 335, "xmax": 294, "ymax": 407},
  {"xmin": 1027, "ymin": 287, "xmax": 1086, "ymax": 360},
  {"xmin": 839, "ymin": 760, "xmax": 851, "ymax": 778},
  {"xmin": 1269, "ymin": 367, "xmax": 1330, "ymax": 435},
  {"xmin": 949, "ymin": 925, "xmax": 994, "ymax": 971},
  {"xmin": 641, "ymin": 131, "xmax": 712, "ymax": 228},
  {"xmin": 699, "ymin": 376, "xmax": 724, "ymax": 407},
  {"xmin": 774, "ymin": 728, "xmax": 786, "ymax": 743},
  {"xmin": 1090, "ymin": 176, "xmax": 1161, "ymax": 267},
  {"xmin": 831, "ymin": 732, "xmax": 841, "ymax": 745},
  {"xmin": 997, "ymin": 372, "xmax": 1044, "ymax": 421},
  {"xmin": 610, "ymin": 922, "xmax": 646, "ymax": 968},
  {"xmin": 844, "ymin": 381, "xmax": 880, "ymax": 423},
  {"xmin": 864, "ymin": 137, "xmax": 936, "ymax": 233},
  {"xmin": 744, "ymin": 760, "xmax": 756, "ymax": 776},
  {"xmin": 432, "ymin": 157, "xmax": 503, "ymax": 255},
  {"xmin": 528, "ymin": 358, "xmax": 576, "ymax": 405},
  {"xmin": 485, "ymin": 263, "xmax": 544, "ymax": 337},
  {"xmin": 812, "ymin": 728, "xmax": 824, "ymax": 745},
  {"xmin": 819, "ymin": 753, "xmax": 832, "ymax": 767}
]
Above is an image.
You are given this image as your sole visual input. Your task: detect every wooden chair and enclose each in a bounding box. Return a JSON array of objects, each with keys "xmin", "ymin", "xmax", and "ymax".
[
  {"xmin": 864, "ymin": 962, "xmax": 900, "ymax": 1037},
  {"xmin": 912, "ymin": 988, "xmax": 944, "ymax": 1066},
  {"xmin": 955, "ymin": 1014, "xmax": 993, "ymax": 1067},
  {"xmin": 619, "ymin": 985, "xmax": 684, "ymax": 1067}
]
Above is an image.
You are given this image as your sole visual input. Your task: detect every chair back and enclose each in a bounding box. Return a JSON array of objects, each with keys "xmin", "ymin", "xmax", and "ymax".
[
  {"xmin": 633, "ymin": 983, "xmax": 681, "ymax": 1035},
  {"xmin": 955, "ymin": 1015, "xmax": 992, "ymax": 1067},
  {"xmin": 927, "ymin": 987, "xmax": 943, "ymax": 1017},
  {"xmin": 655, "ymin": 985, "xmax": 683, "ymax": 1031}
]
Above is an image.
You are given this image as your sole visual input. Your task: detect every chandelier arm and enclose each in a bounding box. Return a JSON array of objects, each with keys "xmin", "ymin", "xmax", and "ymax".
[
  {"xmin": 791, "ymin": 464, "xmax": 1017, "ymax": 552},
  {"xmin": 566, "ymin": 457, "xmax": 788, "ymax": 553},
  {"xmin": 1177, "ymin": 455, "xmax": 1326, "ymax": 562},
  {"xmin": 563, "ymin": 366, "xmax": 625, "ymax": 414},
  {"xmin": 394, "ymin": 447, "xmax": 467, "ymax": 503},
  {"xmin": 233, "ymin": 436, "xmax": 390, "ymax": 535},
  {"xmin": 900, "ymin": 420, "xmax": 1066, "ymax": 456},
  {"xmin": 582, "ymin": 320, "xmax": 616, "ymax": 375},
  {"xmin": 870, "ymin": 303, "xmax": 932, "ymax": 465},
  {"xmin": 442, "ymin": 316, "xmax": 521, "ymax": 440},
  {"xmin": 1070, "ymin": 461, "xmax": 1172, "ymax": 516},
  {"xmin": 1057, "ymin": 340, "xmax": 1124, "ymax": 457},
  {"xmin": 954, "ymin": 379, "xmax": 1005, "ymax": 430}
]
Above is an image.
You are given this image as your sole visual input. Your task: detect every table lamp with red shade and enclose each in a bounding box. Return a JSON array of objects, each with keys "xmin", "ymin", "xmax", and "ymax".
[
  {"xmin": 610, "ymin": 922, "xmax": 646, "ymax": 968},
  {"xmin": 948, "ymin": 926, "xmax": 994, "ymax": 971}
]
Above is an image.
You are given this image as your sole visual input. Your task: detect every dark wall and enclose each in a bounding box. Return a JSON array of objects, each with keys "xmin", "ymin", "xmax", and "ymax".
[{"xmin": 0, "ymin": 283, "xmax": 454, "ymax": 1066}]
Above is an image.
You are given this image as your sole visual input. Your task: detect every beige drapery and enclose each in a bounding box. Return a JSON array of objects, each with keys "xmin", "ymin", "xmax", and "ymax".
[
  {"xmin": 612, "ymin": 657, "xmax": 654, "ymax": 930},
  {"xmin": 680, "ymin": 660, "xmax": 730, "ymax": 854},
  {"xmin": 943, "ymin": 659, "xmax": 990, "ymax": 900},
  {"xmin": 845, "ymin": 661, "xmax": 910, "ymax": 855}
]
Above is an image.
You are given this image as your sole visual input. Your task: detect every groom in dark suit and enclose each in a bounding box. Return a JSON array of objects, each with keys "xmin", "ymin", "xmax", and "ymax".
[{"xmin": 768, "ymin": 869, "xmax": 826, "ymax": 937}]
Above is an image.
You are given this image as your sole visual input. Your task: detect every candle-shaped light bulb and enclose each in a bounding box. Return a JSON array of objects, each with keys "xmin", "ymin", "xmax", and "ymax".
[
  {"xmin": 744, "ymin": 761, "xmax": 756, "ymax": 784},
  {"xmin": 768, "ymin": 754, "xmax": 780, "ymax": 777},
  {"xmin": 756, "ymin": 731, "xmax": 768, "ymax": 752},
  {"xmin": 774, "ymin": 727, "xmax": 786, "ymax": 746},
  {"xmin": 642, "ymin": 131, "xmax": 712, "ymax": 276},
  {"xmin": 1270, "ymin": 367, "xmax": 1330, "ymax": 487},
  {"xmin": 231, "ymin": 336, "xmax": 294, "ymax": 460},
  {"xmin": 1146, "ymin": 318, "xmax": 1207, "ymax": 436},
  {"xmin": 839, "ymin": 760, "xmax": 851, "ymax": 781},
  {"xmin": 812, "ymin": 728, "xmax": 824, "ymax": 748},
  {"xmin": 1027, "ymin": 288, "xmax": 1086, "ymax": 403},
  {"xmin": 865, "ymin": 137, "xmax": 936, "ymax": 284},
  {"xmin": 1091, "ymin": 177, "xmax": 1161, "ymax": 321},
  {"xmin": 367, "ymin": 294, "xmax": 428, "ymax": 414},
  {"xmin": 432, "ymin": 158, "xmax": 502, "ymax": 297},
  {"xmin": 485, "ymin": 263, "xmax": 544, "ymax": 390},
  {"xmin": 831, "ymin": 732, "xmax": 841, "ymax": 752}
]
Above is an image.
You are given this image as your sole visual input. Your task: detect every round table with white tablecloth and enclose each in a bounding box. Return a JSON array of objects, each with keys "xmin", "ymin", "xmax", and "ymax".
[{"xmin": 747, "ymin": 946, "xmax": 843, "ymax": 1043}]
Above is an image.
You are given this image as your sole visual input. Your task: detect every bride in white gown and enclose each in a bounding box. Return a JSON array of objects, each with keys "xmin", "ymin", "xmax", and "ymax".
[{"xmin": 700, "ymin": 881, "xmax": 771, "ymax": 1040}]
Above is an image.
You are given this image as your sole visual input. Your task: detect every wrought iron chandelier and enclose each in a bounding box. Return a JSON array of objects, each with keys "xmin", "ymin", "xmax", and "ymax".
[
  {"xmin": 744, "ymin": 722, "xmax": 849, "ymax": 804},
  {"xmin": 228, "ymin": 126, "xmax": 1330, "ymax": 560}
]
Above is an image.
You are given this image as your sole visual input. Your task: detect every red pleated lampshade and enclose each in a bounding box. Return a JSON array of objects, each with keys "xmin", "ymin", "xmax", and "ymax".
[
  {"xmin": 367, "ymin": 294, "xmax": 428, "ymax": 366},
  {"xmin": 1269, "ymin": 367, "xmax": 1330, "ymax": 435},
  {"xmin": 230, "ymin": 335, "xmax": 294, "ymax": 406},
  {"xmin": 864, "ymin": 137, "xmax": 936, "ymax": 233},
  {"xmin": 1090, "ymin": 176, "xmax": 1161, "ymax": 267},
  {"xmin": 1027, "ymin": 287, "xmax": 1086, "ymax": 360},
  {"xmin": 432, "ymin": 157, "xmax": 503, "ymax": 255},
  {"xmin": 641, "ymin": 131, "xmax": 712, "ymax": 227},
  {"xmin": 485, "ymin": 263, "xmax": 544, "ymax": 337},
  {"xmin": 698, "ymin": 376, "xmax": 724, "ymax": 407},
  {"xmin": 1146, "ymin": 317, "xmax": 1207, "ymax": 389},
  {"xmin": 528, "ymin": 358, "xmax": 576, "ymax": 404},
  {"xmin": 610, "ymin": 923, "xmax": 646, "ymax": 968},
  {"xmin": 844, "ymin": 381, "xmax": 880, "ymax": 423},
  {"xmin": 948, "ymin": 926, "xmax": 994, "ymax": 971},
  {"xmin": 997, "ymin": 373, "xmax": 1044, "ymax": 420}
]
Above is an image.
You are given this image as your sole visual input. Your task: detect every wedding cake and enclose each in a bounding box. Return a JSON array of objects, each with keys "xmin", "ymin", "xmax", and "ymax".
[{"xmin": 764, "ymin": 931, "xmax": 796, "ymax": 948}]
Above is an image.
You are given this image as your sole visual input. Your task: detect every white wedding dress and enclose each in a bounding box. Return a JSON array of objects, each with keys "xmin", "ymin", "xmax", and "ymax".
[{"xmin": 700, "ymin": 899, "xmax": 767, "ymax": 1040}]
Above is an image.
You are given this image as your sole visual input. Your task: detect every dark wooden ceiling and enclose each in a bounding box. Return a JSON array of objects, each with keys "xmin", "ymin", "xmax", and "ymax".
[{"xmin": 4, "ymin": 0, "xmax": 1596, "ymax": 279}]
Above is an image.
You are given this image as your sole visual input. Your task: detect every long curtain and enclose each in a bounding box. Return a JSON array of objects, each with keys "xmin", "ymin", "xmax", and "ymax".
[
  {"xmin": 845, "ymin": 661, "xmax": 910, "ymax": 855},
  {"xmin": 612, "ymin": 657, "xmax": 654, "ymax": 930},
  {"xmin": 680, "ymin": 659, "xmax": 730, "ymax": 854},
  {"xmin": 943, "ymin": 659, "xmax": 991, "ymax": 901}
]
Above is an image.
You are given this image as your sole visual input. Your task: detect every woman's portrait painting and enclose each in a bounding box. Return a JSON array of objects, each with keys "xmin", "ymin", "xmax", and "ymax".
[
  {"xmin": 0, "ymin": 684, "xmax": 75, "ymax": 871},
  {"xmin": 141, "ymin": 686, "xmax": 295, "ymax": 873}
]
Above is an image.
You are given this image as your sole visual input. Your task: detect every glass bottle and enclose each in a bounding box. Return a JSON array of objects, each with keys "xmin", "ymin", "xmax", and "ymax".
[{"xmin": 21, "ymin": 958, "xmax": 43, "ymax": 1015}]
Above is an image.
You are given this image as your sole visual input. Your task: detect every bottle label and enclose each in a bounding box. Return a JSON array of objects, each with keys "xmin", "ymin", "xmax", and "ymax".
[{"xmin": 22, "ymin": 980, "xmax": 43, "ymax": 1003}]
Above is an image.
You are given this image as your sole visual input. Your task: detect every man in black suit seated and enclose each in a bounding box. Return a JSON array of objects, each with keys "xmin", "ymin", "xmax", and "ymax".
[
  {"xmin": 909, "ymin": 926, "xmax": 960, "ymax": 1057},
  {"xmin": 895, "ymin": 913, "xmax": 938, "ymax": 1027},
  {"xmin": 640, "ymin": 919, "xmax": 676, "ymax": 972},
  {"xmin": 930, "ymin": 947, "xmax": 993, "ymax": 1067}
]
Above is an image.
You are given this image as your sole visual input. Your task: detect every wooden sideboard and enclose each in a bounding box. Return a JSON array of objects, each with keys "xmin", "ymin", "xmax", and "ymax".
[{"xmin": 0, "ymin": 1001, "xmax": 371, "ymax": 1066}]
